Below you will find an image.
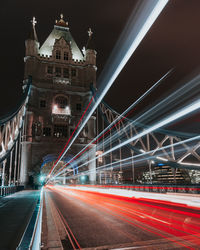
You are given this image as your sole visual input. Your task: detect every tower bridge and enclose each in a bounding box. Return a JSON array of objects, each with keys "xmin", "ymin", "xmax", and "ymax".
[{"xmin": 0, "ymin": 3, "xmax": 200, "ymax": 249}]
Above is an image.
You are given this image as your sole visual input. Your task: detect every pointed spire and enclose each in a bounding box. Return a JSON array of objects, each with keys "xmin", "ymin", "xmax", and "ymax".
[
  {"xmin": 29, "ymin": 16, "xmax": 38, "ymax": 41},
  {"xmin": 31, "ymin": 16, "xmax": 37, "ymax": 27},
  {"xmin": 86, "ymin": 28, "xmax": 95, "ymax": 50},
  {"xmin": 55, "ymin": 13, "xmax": 68, "ymax": 27},
  {"xmin": 88, "ymin": 28, "xmax": 93, "ymax": 37}
]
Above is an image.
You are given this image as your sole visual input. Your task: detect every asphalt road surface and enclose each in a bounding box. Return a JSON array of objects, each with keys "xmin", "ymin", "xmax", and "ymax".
[{"xmin": 44, "ymin": 186, "xmax": 200, "ymax": 250}]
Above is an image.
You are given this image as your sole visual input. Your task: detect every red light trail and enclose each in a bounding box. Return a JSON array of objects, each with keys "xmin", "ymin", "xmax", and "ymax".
[
  {"xmin": 48, "ymin": 94, "xmax": 95, "ymax": 176},
  {"xmin": 47, "ymin": 185, "xmax": 200, "ymax": 249},
  {"xmin": 53, "ymin": 108, "xmax": 134, "ymax": 178}
]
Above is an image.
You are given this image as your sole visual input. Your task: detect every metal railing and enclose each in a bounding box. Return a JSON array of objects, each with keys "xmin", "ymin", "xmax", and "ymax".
[
  {"xmin": 70, "ymin": 184, "xmax": 200, "ymax": 194},
  {"xmin": 0, "ymin": 186, "xmax": 24, "ymax": 197}
]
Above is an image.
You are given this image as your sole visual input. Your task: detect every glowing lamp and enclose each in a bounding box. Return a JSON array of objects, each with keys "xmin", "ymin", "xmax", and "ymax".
[{"xmin": 39, "ymin": 175, "xmax": 45, "ymax": 182}]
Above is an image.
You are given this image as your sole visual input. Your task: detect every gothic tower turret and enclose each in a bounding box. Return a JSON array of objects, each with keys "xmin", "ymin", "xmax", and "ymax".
[
  {"xmin": 25, "ymin": 17, "xmax": 39, "ymax": 56},
  {"xmin": 21, "ymin": 15, "xmax": 97, "ymax": 186},
  {"xmin": 85, "ymin": 28, "xmax": 96, "ymax": 66}
]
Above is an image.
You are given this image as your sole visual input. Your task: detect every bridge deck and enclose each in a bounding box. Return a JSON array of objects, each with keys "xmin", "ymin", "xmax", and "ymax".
[{"xmin": 0, "ymin": 190, "xmax": 40, "ymax": 250}]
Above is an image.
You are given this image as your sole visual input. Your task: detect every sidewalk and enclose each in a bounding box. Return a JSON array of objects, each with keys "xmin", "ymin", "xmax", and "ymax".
[{"xmin": 0, "ymin": 190, "xmax": 40, "ymax": 250}]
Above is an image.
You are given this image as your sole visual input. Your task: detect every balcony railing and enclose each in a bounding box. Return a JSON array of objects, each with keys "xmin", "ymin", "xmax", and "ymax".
[
  {"xmin": 53, "ymin": 77, "xmax": 71, "ymax": 85},
  {"xmin": 52, "ymin": 105, "xmax": 71, "ymax": 115}
]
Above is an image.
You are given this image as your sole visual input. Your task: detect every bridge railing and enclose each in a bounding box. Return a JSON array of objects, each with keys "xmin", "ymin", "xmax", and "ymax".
[
  {"xmin": 0, "ymin": 186, "xmax": 24, "ymax": 197},
  {"xmin": 0, "ymin": 77, "xmax": 31, "ymax": 192}
]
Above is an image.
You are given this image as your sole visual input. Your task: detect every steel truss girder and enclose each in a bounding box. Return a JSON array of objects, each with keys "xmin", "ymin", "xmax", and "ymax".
[
  {"xmin": 100, "ymin": 103, "xmax": 200, "ymax": 171},
  {"xmin": 0, "ymin": 78, "xmax": 31, "ymax": 164}
]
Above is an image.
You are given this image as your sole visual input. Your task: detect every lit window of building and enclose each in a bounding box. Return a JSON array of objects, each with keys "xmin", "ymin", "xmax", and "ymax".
[
  {"xmin": 52, "ymin": 96, "xmax": 71, "ymax": 115},
  {"xmin": 56, "ymin": 50, "xmax": 61, "ymax": 59},
  {"xmin": 43, "ymin": 127, "xmax": 51, "ymax": 136},
  {"xmin": 96, "ymin": 151, "xmax": 103, "ymax": 163},
  {"xmin": 53, "ymin": 125, "xmax": 68, "ymax": 137},
  {"xmin": 55, "ymin": 96, "xmax": 68, "ymax": 108}
]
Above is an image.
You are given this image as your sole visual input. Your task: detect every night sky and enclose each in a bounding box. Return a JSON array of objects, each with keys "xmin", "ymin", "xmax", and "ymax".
[{"xmin": 0, "ymin": 0, "xmax": 200, "ymax": 121}]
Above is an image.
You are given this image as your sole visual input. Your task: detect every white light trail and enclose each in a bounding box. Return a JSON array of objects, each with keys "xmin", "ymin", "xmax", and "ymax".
[
  {"xmin": 156, "ymin": 156, "xmax": 168, "ymax": 162},
  {"xmin": 52, "ymin": 70, "xmax": 171, "ymax": 178},
  {"xmin": 99, "ymin": 99, "xmax": 200, "ymax": 160},
  {"xmin": 48, "ymin": 0, "xmax": 169, "ymax": 179},
  {"xmin": 58, "ymin": 99, "xmax": 200, "ymax": 175},
  {"xmin": 55, "ymin": 135, "xmax": 200, "ymax": 179}
]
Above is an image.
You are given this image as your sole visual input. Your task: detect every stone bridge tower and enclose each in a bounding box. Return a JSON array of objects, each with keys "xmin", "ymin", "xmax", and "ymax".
[{"xmin": 21, "ymin": 15, "xmax": 97, "ymax": 185}]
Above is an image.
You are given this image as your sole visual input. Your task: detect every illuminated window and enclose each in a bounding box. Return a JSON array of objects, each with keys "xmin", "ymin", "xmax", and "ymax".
[
  {"xmin": 63, "ymin": 68, "xmax": 69, "ymax": 78},
  {"xmin": 55, "ymin": 96, "xmax": 68, "ymax": 108},
  {"xmin": 40, "ymin": 100, "xmax": 46, "ymax": 108},
  {"xmin": 43, "ymin": 127, "xmax": 51, "ymax": 136},
  {"xmin": 54, "ymin": 125, "xmax": 68, "ymax": 137},
  {"xmin": 47, "ymin": 66, "xmax": 53, "ymax": 74},
  {"xmin": 64, "ymin": 52, "xmax": 68, "ymax": 60},
  {"xmin": 55, "ymin": 67, "xmax": 61, "ymax": 77},
  {"xmin": 56, "ymin": 50, "xmax": 61, "ymax": 59},
  {"xmin": 71, "ymin": 69, "xmax": 77, "ymax": 77},
  {"xmin": 76, "ymin": 103, "xmax": 82, "ymax": 111}
]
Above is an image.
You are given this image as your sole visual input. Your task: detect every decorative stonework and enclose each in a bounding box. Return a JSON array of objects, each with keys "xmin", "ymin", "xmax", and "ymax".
[{"xmin": 22, "ymin": 16, "xmax": 97, "ymax": 184}]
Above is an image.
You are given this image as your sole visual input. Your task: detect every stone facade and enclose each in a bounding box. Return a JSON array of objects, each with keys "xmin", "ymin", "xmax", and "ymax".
[{"xmin": 20, "ymin": 15, "xmax": 97, "ymax": 185}]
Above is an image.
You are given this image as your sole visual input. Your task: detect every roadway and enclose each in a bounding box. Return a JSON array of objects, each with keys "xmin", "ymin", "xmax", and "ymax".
[{"xmin": 43, "ymin": 185, "xmax": 200, "ymax": 249}]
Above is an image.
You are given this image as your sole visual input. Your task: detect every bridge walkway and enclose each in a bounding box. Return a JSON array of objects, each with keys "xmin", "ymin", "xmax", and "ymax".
[{"xmin": 0, "ymin": 190, "xmax": 40, "ymax": 250}]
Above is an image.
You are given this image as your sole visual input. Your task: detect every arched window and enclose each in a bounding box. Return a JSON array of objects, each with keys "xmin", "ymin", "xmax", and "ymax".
[
  {"xmin": 56, "ymin": 50, "xmax": 61, "ymax": 59},
  {"xmin": 52, "ymin": 95, "xmax": 71, "ymax": 115},
  {"xmin": 55, "ymin": 96, "xmax": 68, "ymax": 108}
]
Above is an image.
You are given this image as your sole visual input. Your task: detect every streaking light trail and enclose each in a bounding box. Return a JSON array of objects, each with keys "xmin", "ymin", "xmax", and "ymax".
[
  {"xmin": 67, "ymin": 73, "xmax": 200, "ymax": 175},
  {"xmin": 48, "ymin": 94, "xmax": 95, "ymax": 176},
  {"xmin": 58, "ymin": 99, "xmax": 200, "ymax": 176},
  {"xmin": 47, "ymin": 0, "xmax": 169, "ymax": 180},
  {"xmin": 53, "ymin": 70, "xmax": 172, "ymax": 178},
  {"xmin": 47, "ymin": 186, "xmax": 200, "ymax": 248},
  {"xmin": 54, "ymin": 135, "xmax": 200, "ymax": 180}
]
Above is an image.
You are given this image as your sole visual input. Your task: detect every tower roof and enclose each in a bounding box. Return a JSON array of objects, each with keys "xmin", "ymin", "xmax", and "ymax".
[{"xmin": 39, "ymin": 14, "xmax": 83, "ymax": 60}]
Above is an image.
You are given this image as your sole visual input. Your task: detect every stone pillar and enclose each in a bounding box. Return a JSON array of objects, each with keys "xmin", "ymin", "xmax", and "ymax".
[
  {"xmin": 88, "ymin": 144, "xmax": 96, "ymax": 184},
  {"xmin": 20, "ymin": 110, "xmax": 33, "ymax": 187},
  {"xmin": 20, "ymin": 142, "xmax": 31, "ymax": 186}
]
